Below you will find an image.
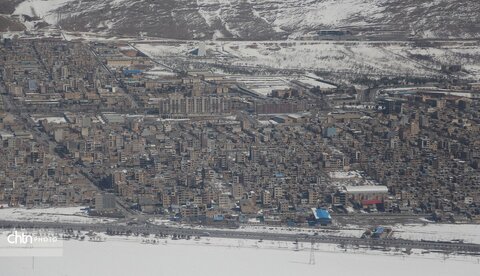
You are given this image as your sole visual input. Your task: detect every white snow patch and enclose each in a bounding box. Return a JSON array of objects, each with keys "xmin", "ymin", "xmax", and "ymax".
[
  {"xmin": 14, "ymin": 0, "xmax": 77, "ymax": 24},
  {"xmin": 0, "ymin": 232, "xmax": 478, "ymax": 276},
  {"xmin": 0, "ymin": 207, "xmax": 116, "ymax": 224},
  {"xmin": 394, "ymin": 223, "xmax": 480, "ymax": 244}
]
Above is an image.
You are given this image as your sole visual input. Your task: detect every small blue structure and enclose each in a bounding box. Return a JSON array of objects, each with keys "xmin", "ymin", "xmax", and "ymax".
[
  {"xmin": 310, "ymin": 208, "xmax": 332, "ymax": 225},
  {"xmin": 274, "ymin": 172, "xmax": 285, "ymax": 178},
  {"xmin": 28, "ymin": 79, "xmax": 37, "ymax": 91},
  {"xmin": 213, "ymin": 214, "xmax": 225, "ymax": 221},
  {"xmin": 123, "ymin": 69, "xmax": 143, "ymax": 76},
  {"xmin": 372, "ymin": 226, "xmax": 385, "ymax": 238},
  {"xmin": 324, "ymin": 127, "xmax": 337, "ymax": 138}
]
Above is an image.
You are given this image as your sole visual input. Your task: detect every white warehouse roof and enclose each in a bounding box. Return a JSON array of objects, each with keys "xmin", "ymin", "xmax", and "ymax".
[{"xmin": 344, "ymin": 185, "xmax": 388, "ymax": 194}]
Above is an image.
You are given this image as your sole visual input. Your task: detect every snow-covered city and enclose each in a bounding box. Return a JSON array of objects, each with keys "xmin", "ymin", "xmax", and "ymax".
[{"xmin": 1, "ymin": 0, "xmax": 480, "ymax": 275}]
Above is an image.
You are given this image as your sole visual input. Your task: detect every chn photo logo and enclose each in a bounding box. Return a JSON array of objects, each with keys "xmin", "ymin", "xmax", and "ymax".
[
  {"xmin": 7, "ymin": 231, "xmax": 59, "ymax": 245},
  {"xmin": 1, "ymin": 231, "xmax": 63, "ymax": 257},
  {"xmin": 7, "ymin": 231, "xmax": 34, "ymax": 245}
]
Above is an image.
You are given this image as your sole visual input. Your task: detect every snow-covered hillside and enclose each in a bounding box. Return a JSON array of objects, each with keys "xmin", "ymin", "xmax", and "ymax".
[{"xmin": 7, "ymin": 0, "xmax": 480, "ymax": 39}]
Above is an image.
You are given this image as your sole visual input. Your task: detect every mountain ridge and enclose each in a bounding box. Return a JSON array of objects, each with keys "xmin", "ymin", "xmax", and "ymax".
[{"xmin": 5, "ymin": 0, "xmax": 480, "ymax": 40}]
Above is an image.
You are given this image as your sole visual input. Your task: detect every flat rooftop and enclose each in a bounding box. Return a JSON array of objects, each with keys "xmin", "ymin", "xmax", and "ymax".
[{"xmin": 343, "ymin": 185, "xmax": 388, "ymax": 194}]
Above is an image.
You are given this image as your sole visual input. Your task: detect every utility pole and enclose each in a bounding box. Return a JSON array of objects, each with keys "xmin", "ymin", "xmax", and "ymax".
[{"xmin": 309, "ymin": 241, "xmax": 315, "ymax": 265}]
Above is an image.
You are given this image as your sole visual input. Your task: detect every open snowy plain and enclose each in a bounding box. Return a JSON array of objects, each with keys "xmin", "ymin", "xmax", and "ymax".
[
  {"xmin": 0, "ymin": 207, "xmax": 479, "ymax": 275},
  {"xmin": 0, "ymin": 234, "xmax": 478, "ymax": 276},
  {"xmin": 134, "ymin": 40, "xmax": 480, "ymax": 81}
]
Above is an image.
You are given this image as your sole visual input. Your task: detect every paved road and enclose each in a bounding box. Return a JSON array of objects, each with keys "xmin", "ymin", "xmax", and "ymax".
[
  {"xmin": 1, "ymin": 220, "xmax": 479, "ymax": 254},
  {"xmin": 87, "ymin": 45, "xmax": 140, "ymax": 110}
]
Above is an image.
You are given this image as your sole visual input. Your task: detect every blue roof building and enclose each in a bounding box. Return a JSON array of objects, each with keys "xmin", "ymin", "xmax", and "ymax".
[
  {"xmin": 310, "ymin": 208, "xmax": 332, "ymax": 225},
  {"xmin": 324, "ymin": 127, "xmax": 337, "ymax": 138},
  {"xmin": 123, "ymin": 69, "xmax": 143, "ymax": 76},
  {"xmin": 372, "ymin": 226, "xmax": 385, "ymax": 238},
  {"xmin": 274, "ymin": 172, "xmax": 285, "ymax": 178},
  {"xmin": 213, "ymin": 214, "xmax": 225, "ymax": 221}
]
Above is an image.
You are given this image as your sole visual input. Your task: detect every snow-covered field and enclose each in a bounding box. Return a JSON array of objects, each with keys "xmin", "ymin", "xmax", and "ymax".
[
  {"xmin": 0, "ymin": 233, "xmax": 478, "ymax": 276},
  {"xmin": 0, "ymin": 206, "xmax": 116, "ymax": 224},
  {"xmin": 134, "ymin": 40, "xmax": 480, "ymax": 80},
  {"xmin": 394, "ymin": 223, "xmax": 480, "ymax": 244}
]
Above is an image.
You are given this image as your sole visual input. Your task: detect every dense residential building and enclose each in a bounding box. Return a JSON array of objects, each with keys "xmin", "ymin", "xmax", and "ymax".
[{"xmin": 1, "ymin": 38, "xmax": 479, "ymax": 225}]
